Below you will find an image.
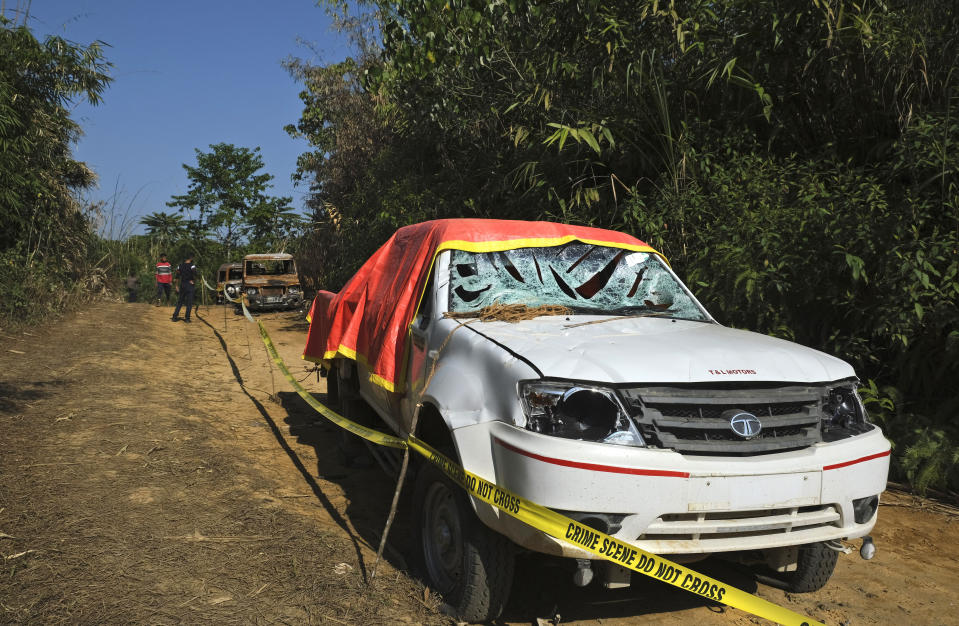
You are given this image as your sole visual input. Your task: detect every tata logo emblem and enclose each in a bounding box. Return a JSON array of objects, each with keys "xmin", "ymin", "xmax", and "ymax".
[{"xmin": 728, "ymin": 412, "xmax": 762, "ymax": 439}]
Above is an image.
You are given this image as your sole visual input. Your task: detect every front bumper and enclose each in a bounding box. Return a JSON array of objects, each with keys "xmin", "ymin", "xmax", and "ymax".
[
  {"xmin": 453, "ymin": 421, "xmax": 890, "ymax": 558},
  {"xmin": 246, "ymin": 294, "xmax": 302, "ymax": 310}
]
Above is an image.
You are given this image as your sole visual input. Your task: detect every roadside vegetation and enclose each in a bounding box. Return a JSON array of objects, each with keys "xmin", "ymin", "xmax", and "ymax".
[{"xmin": 0, "ymin": 14, "xmax": 111, "ymax": 325}]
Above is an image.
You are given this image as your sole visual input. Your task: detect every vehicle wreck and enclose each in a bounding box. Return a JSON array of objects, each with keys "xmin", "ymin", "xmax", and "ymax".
[
  {"xmin": 239, "ymin": 253, "xmax": 303, "ymax": 311},
  {"xmin": 215, "ymin": 262, "xmax": 243, "ymax": 304},
  {"xmin": 303, "ymin": 219, "xmax": 890, "ymax": 622}
]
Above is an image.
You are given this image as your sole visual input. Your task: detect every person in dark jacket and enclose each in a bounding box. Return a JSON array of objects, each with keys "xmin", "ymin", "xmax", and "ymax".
[
  {"xmin": 171, "ymin": 255, "xmax": 197, "ymax": 323},
  {"xmin": 126, "ymin": 272, "xmax": 139, "ymax": 302}
]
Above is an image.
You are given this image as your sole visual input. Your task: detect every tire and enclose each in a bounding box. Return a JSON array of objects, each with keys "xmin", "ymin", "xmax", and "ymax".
[
  {"xmin": 335, "ymin": 367, "xmax": 374, "ymax": 467},
  {"xmin": 414, "ymin": 461, "xmax": 514, "ymax": 623},
  {"xmin": 325, "ymin": 367, "xmax": 340, "ymax": 408},
  {"xmin": 781, "ymin": 542, "xmax": 838, "ymax": 593}
]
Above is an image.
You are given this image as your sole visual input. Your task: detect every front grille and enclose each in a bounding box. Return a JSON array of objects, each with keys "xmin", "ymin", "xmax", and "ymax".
[
  {"xmin": 638, "ymin": 505, "xmax": 841, "ymax": 547},
  {"xmin": 260, "ymin": 287, "xmax": 284, "ymax": 297},
  {"xmin": 658, "ymin": 402, "xmax": 808, "ymax": 419},
  {"xmin": 621, "ymin": 385, "xmax": 823, "ymax": 455}
]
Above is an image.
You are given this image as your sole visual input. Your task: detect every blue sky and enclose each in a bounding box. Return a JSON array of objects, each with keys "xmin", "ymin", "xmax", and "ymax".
[{"xmin": 23, "ymin": 0, "xmax": 351, "ymax": 236}]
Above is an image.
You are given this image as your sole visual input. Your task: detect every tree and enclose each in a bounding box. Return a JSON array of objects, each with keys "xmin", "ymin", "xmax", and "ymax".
[
  {"xmin": 167, "ymin": 143, "xmax": 294, "ymax": 257},
  {"xmin": 0, "ymin": 16, "xmax": 111, "ymax": 322},
  {"xmin": 0, "ymin": 17, "xmax": 111, "ymax": 262},
  {"xmin": 245, "ymin": 201, "xmax": 303, "ymax": 251},
  {"xmin": 139, "ymin": 211, "xmax": 187, "ymax": 247}
]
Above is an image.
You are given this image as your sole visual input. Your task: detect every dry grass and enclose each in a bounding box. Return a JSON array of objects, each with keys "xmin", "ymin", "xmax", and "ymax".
[
  {"xmin": 0, "ymin": 303, "xmax": 446, "ymax": 625},
  {"xmin": 445, "ymin": 303, "xmax": 572, "ymax": 323}
]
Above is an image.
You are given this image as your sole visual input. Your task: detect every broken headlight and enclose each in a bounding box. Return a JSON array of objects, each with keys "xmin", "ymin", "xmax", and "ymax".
[
  {"xmin": 821, "ymin": 384, "xmax": 871, "ymax": 440},
  {"xmin": 519, "ymin": 381, "xmax": 645, "ymax": 446}
]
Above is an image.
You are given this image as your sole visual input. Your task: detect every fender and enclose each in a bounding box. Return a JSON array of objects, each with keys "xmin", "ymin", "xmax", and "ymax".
[{"xmin": 419, "ymin": 316, "xmax": 538, "ymax": 432}]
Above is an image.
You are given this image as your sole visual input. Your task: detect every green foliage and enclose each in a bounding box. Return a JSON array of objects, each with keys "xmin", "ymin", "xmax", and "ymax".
[
  {"xmin": 901, "ymin": 428, "xmax": 959, "ymax": 494},
  {"xmin": 0, "ymin": 17, "xmax": 112, "ymax": 326},
  {"xmin": 167, "ymin": 143, "xmax": 298, "ymax": 256},
  {"xmin": 140, "ymin": 211, "xmax": 188, "ymax": 248}
]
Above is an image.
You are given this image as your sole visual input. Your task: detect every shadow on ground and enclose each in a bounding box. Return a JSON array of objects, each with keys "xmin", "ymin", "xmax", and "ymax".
[{"xmin": 0, "ymin": 380, "xmax": 62, "ymax": 413}]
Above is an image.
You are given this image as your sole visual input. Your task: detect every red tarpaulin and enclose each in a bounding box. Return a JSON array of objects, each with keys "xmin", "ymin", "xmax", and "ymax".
[{"xmin": 303, "ymin": 218, "xmax": 660, "ymax": 392}]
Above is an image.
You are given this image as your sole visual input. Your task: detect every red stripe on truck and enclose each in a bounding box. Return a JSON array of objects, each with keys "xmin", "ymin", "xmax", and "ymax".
[
  {"xmin": 823, "ymin": 450, "xmax": 891, "ymax": 471},
  {"xmin": 494, "ymin": 437, "xmax": 690, "ymax": 478}
]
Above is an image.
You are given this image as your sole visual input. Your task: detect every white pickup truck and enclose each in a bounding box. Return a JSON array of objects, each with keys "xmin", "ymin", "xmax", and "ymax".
[{"xmin": 306, "ymin": 219, "xmax": 890, "ymax": 622}]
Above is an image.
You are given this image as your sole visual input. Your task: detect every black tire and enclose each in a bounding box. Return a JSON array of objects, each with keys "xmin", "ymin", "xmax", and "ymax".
[
  {"xmin": 414, "ymin": 461, "xmax": 514, "ymax": 623},
  {"xmin": 325, "ymin": 367, "xmax": 340, "ymax": 408},
  {"xmin": 781, "ymin": 542, "xmax": 838, "ymax": 593},
  {"xmin": 335, "ymin": 367, "xmax": 374, "ymax": 467}
]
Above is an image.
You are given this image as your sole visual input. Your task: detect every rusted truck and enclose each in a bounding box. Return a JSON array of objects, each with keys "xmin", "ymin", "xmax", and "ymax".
[
  {"xmin": 239, "ymin": 253, "xmax": 303, "ymax": 311},
  {"xmin": 215, "ymin": 262, "xmax": 243, "ymax": 304}
]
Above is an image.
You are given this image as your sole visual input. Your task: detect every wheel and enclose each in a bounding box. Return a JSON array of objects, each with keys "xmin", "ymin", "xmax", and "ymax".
[
  {"xmin": 324, "ymin": 366, "xmax": 340, "ymax": 408},
  {"xmin": 781, "ymin": 542, "xmax": 838, "ymax": 592},
  {"xmin": 335, "ymin": 366, "xmax": 374, "ymax": 467},
  {"xmin": 414, "ymin": 461, "xmax": 514, "ymax": 622}
]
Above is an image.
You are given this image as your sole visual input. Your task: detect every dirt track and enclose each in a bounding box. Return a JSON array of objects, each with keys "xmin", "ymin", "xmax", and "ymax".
[{"xmin": 1, "ymin": 300, "xmax": 957, "ymax": 624}]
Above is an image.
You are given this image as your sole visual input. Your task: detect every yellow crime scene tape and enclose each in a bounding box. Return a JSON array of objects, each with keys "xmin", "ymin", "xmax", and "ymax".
[
  {"xmin": 205, "ymin": 277, "xmax": 242, "ymax": 306},
  {"xmin": 255, "ymin": 314, "xmax": 407, "ymax": 449},
  {"xmin": 233, "ymin": 297, "xmax": 824, "ymax": 626}
]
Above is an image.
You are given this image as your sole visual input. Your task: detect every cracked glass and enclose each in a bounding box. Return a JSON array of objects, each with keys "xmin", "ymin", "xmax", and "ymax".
[{"xmin": 447, "ymin": 242, "xmax": 708, "ymax": 320}]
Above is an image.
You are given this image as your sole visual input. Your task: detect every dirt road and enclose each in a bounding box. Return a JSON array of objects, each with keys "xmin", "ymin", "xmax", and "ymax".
[{"xmin": 1, "ymin": 301, "xmax": 956, "ymax": 624}]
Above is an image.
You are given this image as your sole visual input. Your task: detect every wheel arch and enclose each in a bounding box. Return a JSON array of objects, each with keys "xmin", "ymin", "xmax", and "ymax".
[{"xmin": 415, "ymin": 401, "xmax": 457, "ymax": 460}]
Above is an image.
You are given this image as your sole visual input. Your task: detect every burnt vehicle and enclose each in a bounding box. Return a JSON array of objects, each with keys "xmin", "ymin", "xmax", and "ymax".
[
  {"xmin": 215, "ymin": 262, "xmax": 243, "ymax": 304},
  {"xmin": 239, "ymin": 253, "xmax": 303, "ymax": 311}
]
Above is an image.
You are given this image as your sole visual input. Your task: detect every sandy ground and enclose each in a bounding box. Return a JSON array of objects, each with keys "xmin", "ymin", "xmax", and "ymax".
[{"xmin": 0, "ymin": 300, "xmax": 956, "ymax": 625}]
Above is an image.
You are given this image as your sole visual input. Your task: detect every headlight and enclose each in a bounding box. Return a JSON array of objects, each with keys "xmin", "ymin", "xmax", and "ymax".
[
  {"xmin": 518, "ymin": 381, "xmax": 645, "ymax": 446},
  {"xmin": 288, "ymin": 285, "xmax": 300, "ymax": 294},
  {"xmin": 822, "ymin": 385, "xmax": 871, "ymax": 438},
  {"xmin": 246, "ymin": 287, "xmax": 258, "ymax": 295},
  {"xmin": 226, "ymin": 285, "xmax": 237, "ymax": 294}
]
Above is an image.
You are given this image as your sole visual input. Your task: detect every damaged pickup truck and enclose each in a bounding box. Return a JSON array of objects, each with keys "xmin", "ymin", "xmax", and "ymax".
[{"xmin": 303, "ymin": 219, "xmax": 890, "ymax": 623}]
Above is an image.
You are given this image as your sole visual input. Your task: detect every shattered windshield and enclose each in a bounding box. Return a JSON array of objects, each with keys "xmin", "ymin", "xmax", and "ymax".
[
  {"xmin": 447, "ymin": 242, "xmax": 708, "ymax": 320},
  {"xmin": 245, "ymin": 259, "xmax": 296, "ymax": 276}
]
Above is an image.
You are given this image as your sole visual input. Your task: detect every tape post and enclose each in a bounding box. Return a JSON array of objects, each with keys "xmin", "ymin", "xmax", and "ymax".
[{"xmin": 234, "ymin": 305, "xmax": 827, "ymax": 626}]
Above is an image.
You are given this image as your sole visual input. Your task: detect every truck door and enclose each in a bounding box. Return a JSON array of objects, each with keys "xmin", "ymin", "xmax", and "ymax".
[{"xmin": 405, "ymin": 269, "xmax": 436, "ymax": 430}]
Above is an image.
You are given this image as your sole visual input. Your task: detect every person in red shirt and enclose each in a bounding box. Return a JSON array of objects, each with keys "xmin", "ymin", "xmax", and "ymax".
[{"xmin": 154, "ymin": 254, "xmax": 173, "ymax": 306}]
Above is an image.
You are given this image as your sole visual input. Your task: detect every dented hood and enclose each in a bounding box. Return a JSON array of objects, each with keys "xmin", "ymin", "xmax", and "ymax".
[{"xmin": 470, "ymin": 317, "xmax": 855, "ymax": 384}]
